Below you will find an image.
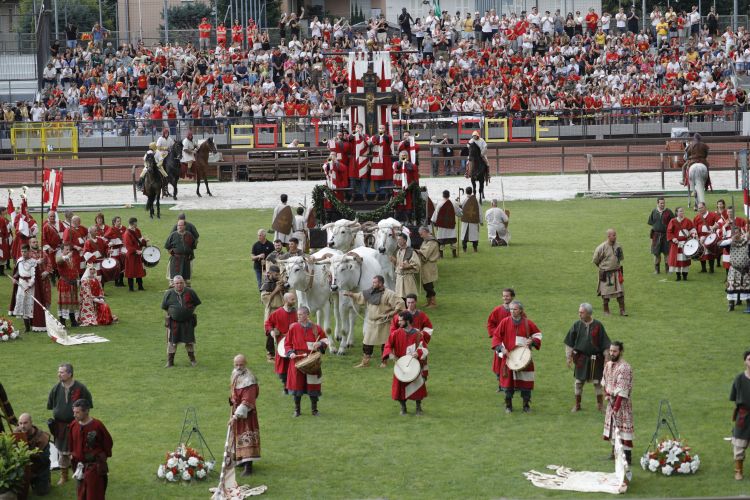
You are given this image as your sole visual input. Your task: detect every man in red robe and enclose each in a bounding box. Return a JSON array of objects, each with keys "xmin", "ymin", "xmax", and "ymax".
[
  {"xmin": 493, "ymin": 300, "xmax": 542, "ymax": 413},
  {"xmin": 63, "ymin": 216, "xmax": 87, "ymax": 277},
  {"xmin": 486, "ymin": 288, "xmax": 516, "ymax": 383},
  {"xmin": 68, "ymin": 399, "xmax": 112, "ymax": 500},
  {"xmin": 389, "ymin": 295, "xmax": 432, "ymax": 379},
  {"xmin": 392, "ymin": 151, "xmax": 419, "ymax": 221},
  {"xmin": 82, "ymin": 226, "xmax": 107, "ymax": 280},
  {"xmin": 42, "ymin": 210, "xmax": 63, "ymax": 277},
  {"xmin": 0, "ymin": 205, "xmax": 11, "ymax": 275},
  {"xmin": 28, "ymin": 237, "xmax": 53, "ymax": 331},
  {"xmin": 693, "ymin": 201, "xmax": 720, "ymax": 273},
  {"xmin": 369, "ymin": 124, "xmax": 394, "ymax": 200},
  {"xmin": 383, "ymin": 310, "xmax": 429, "ymax": 415},
  {"xmin": 348, "ymin": 124, "xmax": 370, "ymax": 201},
  {"xmin": 667, "ymin": 206, "xmax": 695, "ymax": 281},
  {"xmin": 264, "ymin": 292, "xmax": 297, "ymax": 392},
  {"xmin": 285, "ymin": 306, "xmax": 329, "ymax": 417},
  {"xmin": 229, "ymin": 354, "xmax": 261, "ymax": 476},
  {"xmin": 122, "ymin": 217, "xmax": 148, "ymax": 291},
  {"xmin": 103, "ymin": 216, "xmax": 126, "ymax": 287}
]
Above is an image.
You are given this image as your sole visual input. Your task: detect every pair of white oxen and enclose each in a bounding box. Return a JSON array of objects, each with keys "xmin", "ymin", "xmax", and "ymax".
[{"xmin": 279, "ymin": 217, "xmax": 412, "ymax": 355}]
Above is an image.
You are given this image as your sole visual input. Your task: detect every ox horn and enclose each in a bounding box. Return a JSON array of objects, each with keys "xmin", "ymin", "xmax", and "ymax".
[
  {"xmin": 345, "ymin": 252, "xmax": 363, "ymax": 263},
  {"xmin": 321, "ymin": 222, "xmax": 335, "ymax": 230}
]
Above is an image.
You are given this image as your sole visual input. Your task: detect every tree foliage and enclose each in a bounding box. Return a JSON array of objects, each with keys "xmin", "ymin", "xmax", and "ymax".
[
  {"xmin": 162, "ymin": 3, "xmax": 213, "ymax": 31},
  {"xmin": 15, "ymin": 0, "xmax": 117, "ymax": 36}
]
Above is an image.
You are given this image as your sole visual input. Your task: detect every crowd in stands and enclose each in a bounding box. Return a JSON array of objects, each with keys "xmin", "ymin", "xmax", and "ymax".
[{"xmin": 2, "ymin": 5, "xmax": 750, "ymax": 136}]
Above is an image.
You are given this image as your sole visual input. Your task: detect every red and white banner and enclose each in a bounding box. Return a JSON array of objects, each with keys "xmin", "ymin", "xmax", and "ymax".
[{"xmin": 43, "ymin": 168, "xmax": 63, "ymax": 211}]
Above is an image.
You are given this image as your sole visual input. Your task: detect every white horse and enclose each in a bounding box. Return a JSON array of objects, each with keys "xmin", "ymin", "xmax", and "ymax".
[{"xmin": 688, "ymin": 162, "xmax": 709, "ymax": 208}]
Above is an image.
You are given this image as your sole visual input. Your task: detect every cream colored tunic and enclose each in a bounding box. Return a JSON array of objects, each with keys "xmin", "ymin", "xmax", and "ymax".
[
  {"xmin": 593, "ymin": 241, "xmax": 624, "ymax": 298},
  {"xmin": 395, "ymin": 246, "xmax": 421, "ymax": 298},
  {"xmin": 350, "ymin": 288, "xmax": 405, "ymax": 345},
  {"xmin": 417, "ymin": 236, "xmax": 439, "ymax": 285}
]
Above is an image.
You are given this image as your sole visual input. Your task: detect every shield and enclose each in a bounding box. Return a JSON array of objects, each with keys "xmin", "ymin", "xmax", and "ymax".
[
  {"xmin": 435, "ymin": 199, "xmax": 456, "ymax": 229},
  {"xmin": 461, "ymin": 195, "xmax": 480, "ymax": 223},
  {"xmin": 272, "ymin": 205, "xmax": 293, "ymax": 235}
]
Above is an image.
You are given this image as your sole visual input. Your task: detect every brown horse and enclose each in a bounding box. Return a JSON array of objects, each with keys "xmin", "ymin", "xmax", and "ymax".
[{"xmin": 192, "ymin": 137, "xmax": 218, "ymax": 197}]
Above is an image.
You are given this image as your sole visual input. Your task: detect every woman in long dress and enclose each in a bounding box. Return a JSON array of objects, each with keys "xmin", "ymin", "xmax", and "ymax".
[{"xmin": 79, "ymin": 265, "xmax": 117, "ymax": 326}]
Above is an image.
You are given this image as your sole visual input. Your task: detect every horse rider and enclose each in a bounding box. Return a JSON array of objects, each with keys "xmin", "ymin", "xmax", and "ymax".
[
  {"xmin": 181, "ymin": 131, "xmax": 197, "ymax": 174},
  {"xmin": 138, "ymin": 141, "xmax": 170, "ymax": 195},
  {"xmin": 681, "ymin": 132, "xmax": 710, "ymax": 187}
]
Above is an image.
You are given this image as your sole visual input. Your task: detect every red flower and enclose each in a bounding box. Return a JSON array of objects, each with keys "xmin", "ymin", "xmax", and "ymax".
[
  {"xmin": 171, "ymin": 467, "xmax": 178, "ymax": 474},
  {"xmin": 188, "ymin": 468, "xmax": 194, "ymax": 476}
]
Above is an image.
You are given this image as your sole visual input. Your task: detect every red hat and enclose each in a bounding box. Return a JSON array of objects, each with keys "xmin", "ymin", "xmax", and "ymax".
[{"xmin": 202, "ymin": 17, "xmax": 207, "ymax": 21}]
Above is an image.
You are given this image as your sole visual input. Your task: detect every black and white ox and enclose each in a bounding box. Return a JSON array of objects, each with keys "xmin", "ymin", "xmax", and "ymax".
[
  {"xmin": 283, "ymin": 248, "xmax": 343, "ymax": 352},
  {"xmin": 322, "ymin": 246, "xmax": 385, "ymax": 355}
]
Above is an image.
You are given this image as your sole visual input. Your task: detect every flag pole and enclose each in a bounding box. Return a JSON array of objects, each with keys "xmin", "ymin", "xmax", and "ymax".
[{"xmin": 40, "ymin": 164, "xmax": 45, "ymax": 252}]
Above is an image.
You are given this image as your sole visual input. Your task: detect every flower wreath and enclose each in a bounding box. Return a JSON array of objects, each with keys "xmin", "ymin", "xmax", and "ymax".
[
  {"xmin": 0, "ymin": 317, "xmax": 19, "ymax": 342},
  {"xmin": 640, "ymin": 439, "xmax": 700, "ymax": 476},
  {"xmin": 157, "ymin": 444, "xmax": 214, "ymax": 482}
]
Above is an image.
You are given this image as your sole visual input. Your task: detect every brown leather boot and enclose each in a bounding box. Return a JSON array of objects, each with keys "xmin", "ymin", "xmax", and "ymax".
[
  {"xmin": 571, "ymin": 394, "xmax": 581, "ymax": 412},
  {"xmin": 736, "ymin": 459, "xmax": 744, "ymax": 480},
  {"xmin": 188, "ymin": 351, "xmax": 197, "ymax": 367},
  {"xmin": 241, "ymin": 462, "xmax": 253, "ymax": 476},
  {"xmin": 617, "ymin": 297, "xmax": 628, "ymax": 316},
  {"xmin": 596, "ymin": 394, "xmax": 604, "ymax": 412},
  {"xmin": 426, "ymin": 296, "xmax": 436, "ymax": 308},
  {"xmin": 164, "ymin": 353, "xmax": 175, "ymax": 368},
  {"xmin": 602, "ymin": 299, "xmax": 610, "ymax": 315},
  {"xmin": 354, "ymin": 354, "xmax": 371, "ymax": 368},
  {"xmin": 57, "ymin": 467, "xmax": 69, "ymax": 485}
]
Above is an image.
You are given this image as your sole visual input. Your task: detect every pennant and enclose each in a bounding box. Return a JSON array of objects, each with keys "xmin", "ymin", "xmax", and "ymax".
[{"xmin": 43, "ymin": 168, "xmax": 63, "ymax": 211}]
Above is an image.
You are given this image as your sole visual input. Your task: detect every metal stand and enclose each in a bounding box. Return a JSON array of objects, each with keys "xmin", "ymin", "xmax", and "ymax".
[
  {"xmin": 179, "ymin": 407, "xmax": 216, "ymax": 464},
  {"xmin": 645, "ymin": 399, "xmax": 679, "ymax": 454}
]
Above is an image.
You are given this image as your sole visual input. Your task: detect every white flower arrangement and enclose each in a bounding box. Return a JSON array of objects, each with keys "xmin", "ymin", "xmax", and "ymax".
[
  {"xmin": 0, "ymin": 317, "xmax": 18, "ymax": 342},
  {"xmin": 157, "ymin": 444, "xmax": 211, "ymax": 483},
  {"xmin": 641, "ymin": 439, "xmax": 700, "ymax": 476}
]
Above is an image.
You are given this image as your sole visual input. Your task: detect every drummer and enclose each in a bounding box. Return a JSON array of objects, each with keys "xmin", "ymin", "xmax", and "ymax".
[
  {"xmin": 285, "ymin": 306, "xmax": 329, "ymax": 417},
  {"xmin": 693, "ymin": 202, "xmax": 720, "ymax": 273},
  {"xmin": 389, "ymin": 293, "xmax": 433, "ymax": 379},
  {"xmin": 103, "ymin": 216, "xmax": 126, "ymax": 287},
  {"xmin": 383, "ymin": 311, "xmax": 429, "ymax": 416},
  {"xmin": 492, "ymin": 301, "xmax": 542, "ymax": 414},
  {"xmin": 265, "ymin": 292, "xmax": 297, "ymax": 392}
]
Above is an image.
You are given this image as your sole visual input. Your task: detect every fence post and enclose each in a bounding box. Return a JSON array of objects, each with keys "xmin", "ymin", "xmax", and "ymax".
[
  {"xmin": 626, "ymin": 144, "xmax": 630, "ymax": 171},
  {"xmin": 735, "ymin": 151, "xmax": 739, "ymax": 189},
  {"xmin": 297, "ymin": 149, "xmax": 302, "ymax": 182},
  {"xmin": 560, "ymin": 145, "xmax": 564, "ymax": 174},
  {"xmin": 660, "ymin": 153, "xmax": 665, "ymax": 190},
  {"xmin": 586, "ymin": 154, "xmax": 592, "ymax": 191},
  {"xmin": 59, "ymin": 167, "xmax": 64, "ymax": 205},
  {"xmin": 495, "ymin": 147, "xmax": 499, "ymax": 176},
  {"xmin": 131, "ymin": 166, "xmax": 137, "ymax": 203}
]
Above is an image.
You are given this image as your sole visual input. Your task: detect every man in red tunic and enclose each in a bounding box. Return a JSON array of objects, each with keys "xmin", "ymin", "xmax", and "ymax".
[
  {"xmin": 389, "ymin": 294, "xmax": 432, "ymax": 379},
  {"xmin": 0, "ymin": 205, "xmax": 11, "ymax": 275},
  {"xmin": 486, "ymin": 288, "xmax": 516, "ymax": 384},
  {"xmin": 322, "ymin": 153, "xmax": 349, "ymax": 204},
  {"xmin": 229, "ymin": 354, "xmax": 261, "ymax": 476},
  {"xmin": 369, "ymin": 124, "xmax": 394, "ymax": 200},
  {"xmin": 122, "ymin": 217, "xmax": 148, "ymax": 291},
  {"xmin": 667, "ymin": 206, "xmax": 696, "ymax": 281},
  {"xmin": 63, "ymin": 215, "xmax": 87, "ymax": 277},
  {"xmin": 42, "ymin": 210, "xmax": 63, "ymax": 277},
  {"xmin": 285, "ymin": 306, "xmax": 329, "ymax": 417},
  {"xmin": 56, "ymin": 243, "xmax": 80, "ymax": 327},
  {"xmin": 264, "ymin": 292, "xmax": 297, "ymax": 392},
  {"xmin": 68, "ymin": 399, "xmax": 112, "ymax": 500},
  {"xmin": 103, "ymin": 216, "xmax": 126, "ymax": 287},
  {"xmin": 493, "ymin": 300, "xmax": 542, "ymax": 413},
  {"xmin": 392, "ymin": 151, "xmax": 419, "ymax": 221},
  {"xmin": 383, "ymin": 311, "xmax": 429, "ymax": 415},
  {"xmin": 28, "ymin": 237, "xmax": 53, "ymax": 331},
  {"xmin": 348, "ymin": 123, "xmax": 370, "ymax": 201},
  {"xmin": 693, "ymin": 201, "xmax": 720, "ymax": 273},
  {"xmin": 82, "ymin": 226, "xmax": 107, "ymax": 280}
]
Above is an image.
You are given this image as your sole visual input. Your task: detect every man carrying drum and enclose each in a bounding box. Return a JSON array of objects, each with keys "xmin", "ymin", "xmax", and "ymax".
[
  {"xmin": 564, "ymin": 303, "xmax": 612, "ymax": 413},
  {"xmin": 285, "ymin": 306, "xmax": 329, "ymax": 417},
  {"xmin": 383, "ymin": 311, "xmax": 429, "ymax": 416},
  {"xmin": 492, "ymin": 301, "xmax": 542, "ymax": 414},
  {"xmin": 692, "ymin": 201, "xmax": 720, "ymax": 274}
]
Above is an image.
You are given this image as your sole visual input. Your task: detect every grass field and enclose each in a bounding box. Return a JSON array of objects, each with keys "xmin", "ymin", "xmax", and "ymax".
[{"xmin": 2, "ymin": 195, "xmax": 749, "ymax": 499}]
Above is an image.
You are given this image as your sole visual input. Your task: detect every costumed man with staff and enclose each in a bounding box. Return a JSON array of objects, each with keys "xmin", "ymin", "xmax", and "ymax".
[
  {"xmin": 460, "ymin": 186, "xmax": 481, "ymax": 253},
  {"xmin": 12, "ymin": 244, "xmax": 37, "ymax": 332},
  {"xmin": 228, "ymin": 354, "xmax": 261, "ymax": 477},
  {"xmin": 487, "ymin": 288, "xmax": 516, "ymax": 387},
  {"xmin": 285, "ymin": 306, "xmax": 329, "ymax": 417},
  {"xmin": 647, "ymin": 197, "xmax": 674, "ymax": 274},
  {"xmin": 730, "ymin": 349, "xmax": 750, "ymax": 480},
  {"xmin": 47, "ymin": 363, "xmax": 93, "ymax": 486},
  {"xmin": 602, "ymin": 341, "xmax": 634, "ymax": 470},
  {"xmin": 161, "ymin": 275, "xmax": 202, "ymax": 368},
  {"xmin": 383, "ymin": 310, "xmax": 429, "ymax": 416},
  {"xmin": 416, "ymin": 226, "xmax": 439, "ymax": 308},
  {"xmin": 28, "ymin": 236, "xmax": 53, "ymax": 331},
  {"xmin": 393, "ymin": 232, "xmax": 421, "ymax": 301},
  {"xmin": 345, "ymin": 275, "xmax": 405, "ymax": 369},
  {"xmin": 432, "ymin": 190, "xmax": 461, "ymax": 258},
  {"xmin": 165, "ymin": 219, "xmax": 197, "ymax": 287},
  {"xmin": 564, "ymin": 302, "xmax": 612, "ymax": 413},
  {"xmin": 265, "ymin": 292, "xmax": 297, "ymax": 391},
  {"xmin": 493, "ymin": 300, "xmax": 542, "ymax": 413},
  {"xmin": 593, "ymin": 229, "xmax": 627, "ymax": 316}
]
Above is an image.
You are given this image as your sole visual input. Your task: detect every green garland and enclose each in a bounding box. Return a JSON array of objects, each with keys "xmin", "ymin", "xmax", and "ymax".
[{"xmin": 312, "ymin": 182, "xmax": 425, "ymax": 224}]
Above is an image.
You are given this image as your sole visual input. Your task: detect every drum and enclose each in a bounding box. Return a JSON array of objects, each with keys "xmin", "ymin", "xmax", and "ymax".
[
  {"xmin": 683, "ymin": 239, "xmax": 704, "ymax": 260},
  {"xmin": 394, "ymin": 355, "xmax": 421, "ymax": 383},
  {"xmin": 276, "ymin": 337, "xmax": 286, "ymax": 358},
  {"xmin": 703, "ymin": 233, "xmax": 719, "ymax": 254},
  {"xmin": 101, "ymin": 258, "xmax": 120, "ymax": 282},
  {"xmin": 506, "ymin": 346, "xmax": 532, "ymax": 371},
  {"xmin": 142, "ymin": 246, "xmax": 161, "ymax": 267},
  {"xmin": 295, "ymin": 351, "xmax": 322, "ymax": 375}
]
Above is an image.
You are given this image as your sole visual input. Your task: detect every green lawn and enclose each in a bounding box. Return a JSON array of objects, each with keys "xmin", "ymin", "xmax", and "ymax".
[{"xmin": 2, "ymin": 196, "xmax": 749, "ymax": 499}]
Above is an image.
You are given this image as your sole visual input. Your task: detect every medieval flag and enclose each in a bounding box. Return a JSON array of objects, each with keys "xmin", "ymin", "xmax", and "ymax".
[{"xmin": 43, "ymin": 168, "xmax": 63, "ymax": 211}]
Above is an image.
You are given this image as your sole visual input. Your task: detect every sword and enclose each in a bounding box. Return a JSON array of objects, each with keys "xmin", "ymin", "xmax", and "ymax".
[{"xmin": 457, "ymin": 188, "xmax": 465, "ymax": 258}]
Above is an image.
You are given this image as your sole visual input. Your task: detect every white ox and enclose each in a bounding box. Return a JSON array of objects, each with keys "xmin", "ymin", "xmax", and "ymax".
[
  {"xmin": 323, "ymin": 219, "xmax": 364, "ymax": 251},
  {"xmin": 324, "ymin": 246, "xmax": 385, "ymax": 355},
  {"xmin": 373, "ymin": 217, "xmax": 411, "ymax": 290},
  {"xmin": 283, "ymin": 248, "xmax": 343, "ymax": 352}
]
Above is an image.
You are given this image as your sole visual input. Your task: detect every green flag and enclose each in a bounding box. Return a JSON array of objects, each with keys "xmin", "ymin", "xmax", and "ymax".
[{"xmin": 432, "ymin": 0, "xmax": 441, "ymax": 16}]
